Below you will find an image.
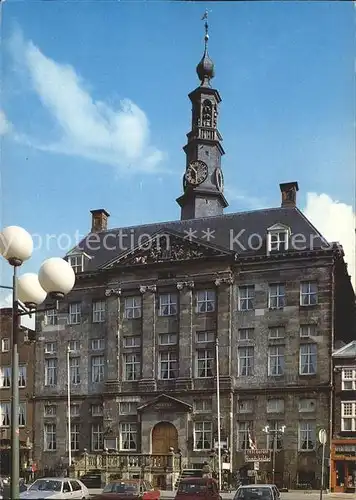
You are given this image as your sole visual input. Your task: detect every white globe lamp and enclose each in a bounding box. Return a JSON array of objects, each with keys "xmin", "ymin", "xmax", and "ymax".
[
  {"xmin": 0, "ymin": 226, "xmax": 33, "ymax": 266},
  {"xmin": 17, "ymin": 273, "xmax": 47, "ymax": 309},
  {"xmin": 38, "ymin": 257, "xmax": 75, "ymax": 299}
]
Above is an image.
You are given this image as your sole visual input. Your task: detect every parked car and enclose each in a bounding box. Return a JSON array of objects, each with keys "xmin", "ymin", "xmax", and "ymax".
[
  {"xmin": 92, "ymin": 479, "xmax": 160, "ymax": 500},
  {"xmin": 174, "ymin": 477, "xmax": 222, "ymax": 500},
  {"xmin": 175, "ymin": 469, "xmax": 203, "ymax": 489},
  {"xmin": 19, "ymin": 477, "xmax": 90, "ymax": 499},
  {"xmin": 80, "ymin": 469, "xmax": 102, "ymax": 488},
  {"xmin": 233, "ymin": 484, "xmax": 280, "ymax": 500},
  {"xmin": 1, "ymin": 479, "xmax": 28, "ymax": 499}
]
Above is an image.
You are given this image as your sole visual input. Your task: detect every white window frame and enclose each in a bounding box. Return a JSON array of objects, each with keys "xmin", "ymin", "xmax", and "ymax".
[
  {"xmin": 45, "ymin": 342, "xmax": 57, "ymax": 354},
  {"xmin": 237, "ymin": 421, "xmax": 253, "ymax": 450},
  {"xmin": 342, "ymin": 369, "xmax": 356, "ymax": 391},
  {"xmin": 90, "ymin": 338, "xmax": 105, "ymax": 351},
  {"xmin": 196, "ymin": 331, "xmax": 215, "ymax": 343},
  {"xmin": 267, "ymin": 399, "xmax": 285, "ymax": 413},
  {"xmin": 268, "ymin": 327, "xmax": 285, "ymax": 339},
  {"xmin": 159, "ymin": 351, "xmax": 178, "ymax": 380},
  {"xmin": 45, "ymin": 309, "xmax": 58, "ymax": 326},
  {"xmin": 268, "ymin": 346, "xmax": 284, "ymax": 376},
  {"xmin": 124, "ymin": 296, "xmax": 142, "ymax": 319},
  {"xmin": 268, "ymin": 284, "xmax": 285, "ymax": 309},
  {"xmin": 120, "ymin": 423, "xmax": 137, "ymax": 451},
  {"xmin": 268, "ymin": 231, "xmax": 289, "ymax": 252},
  {"xmin": 91, "ymin": 355, "xmax": 105, "ymax": 383},
  {"xmin": 196, "ymin": 349, "xmax": 214, "ymax": 378},
  {"xmin": 1, "ymin": 338, "xmax": 9, "ymax": 352},
  {"xmin": 68, "ymin": 254, "xmax": 84, "ymax": 273},
  {"xmin": 299, "ymin": 344, "xmax": 317, "ymax": 375},
  {"xmin": 159, "ymin": 333, "xmax": 177, "ymax": 345},
  {"xmin": 69, "ymin": 357, "xmax": 80, "ymax": 385},
  {"xmin": 159, "ymin": 293, "xmax": 177, "ymax": 316},
  {"xmin": 238, "ymin": 346, "xmax": 254, "ymax": 376},
  {"xmin": 298, "ymin": 421, "xmax": 316, "ymax": 451},
  {"xmin": 300, "ymin": 324, "xmax": 317, "ymax": 338},
  {"xmin": 193, "ymin": 421, "xmax": 212, "ymax": 450},
  {"xmin": 238, "ymin": 328, "xmax": 254, "ymax": 341},
  {"xmin": 300, "ymin": 281, "xmax": 318, "ymax": 306},
  {"xmin": 18, "ymin": 402, "xmax": 26, "ymax": 427},
  {"xmin": 196, "ymin": 290, "xmax": 215, "ymax": 313},
  {"xmin": 123, "ymin": 353, "xmax": 141, "ymax": 381},
  {"xmin": 341, "ymin": 401, "xmax": 356, "ymax": 432},
  {"xmin": 123, "ymin": 336, "xmax": 141, "ymax": 348},
  {"xmin": 70, "ymin": 423, "xmax": 80, "ymax": 451},
  {"xmin": 266, "ymin": 420, "xmax": 284, "ymax": 450},
  {"xmin": 238, "ymin": 286, "xmax": 255, "ymax": 311},
  {"xmin": 238, "ymin": 401, "xmax": 253, "ymax": 414},
  {"xmin": 44, "ymin": 405, "xmax": 57, "ymax": 417},
  {"xmin": 0, "ymin": 402, "xmax": 11, "ymax": 426},
  {"xmin": 19, "ymin": 365, "xmax": 27, "ymax": 388},
  {"xmin": 44, "ymin": 359, "xmax": 57, "ymax": 386},
  {"xmin": 69, "ymin": 303, "xmax": 81, "ymax": 325},
  {"xmin": 119, "ymin": 402, "xmax": 137, "ymax": 414},
  {"xmin": 91, "ymin": 404, "xmax": 103, "ymax": 416},
  {"xmin": 0, "ymin": 367, "xmax": 11, "ymax": 388},
  {"xmin": 91, "ymin": 423, "xmax": 103, "ymax": 451},
  {"xmin": 194, "ymin": 400, "xmax": 212, "ymax": 412},
  {"xmin": 69, "ymin": 340, "xmax": 80, "ymax": 352},
  {"xmin": 92, "ymin": 300, "xmax": 106, "ymax": 323},
  {"xmin": 44, "ymin": 423, "xmax": 57, "ymax": 451},
  {"xmin": 70, "ymin": 404, "xmax": 80, "ymax": 417}
]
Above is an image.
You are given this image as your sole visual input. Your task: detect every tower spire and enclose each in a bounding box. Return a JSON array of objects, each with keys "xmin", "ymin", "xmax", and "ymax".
[{"xmin": 196, "ymin": 10, "xmax": 215, "ymax": 87}]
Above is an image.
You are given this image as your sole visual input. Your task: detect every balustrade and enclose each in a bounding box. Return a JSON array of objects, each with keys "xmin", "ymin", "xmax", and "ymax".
[{"xmin": 75, "ymin": 453, "xmax": 182, "ymax": 473}]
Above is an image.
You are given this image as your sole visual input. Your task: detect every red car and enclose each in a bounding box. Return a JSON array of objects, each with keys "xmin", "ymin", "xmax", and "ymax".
[{"xmin": 93, "ymin": 479, "xmax": 160, "ymax": 500}]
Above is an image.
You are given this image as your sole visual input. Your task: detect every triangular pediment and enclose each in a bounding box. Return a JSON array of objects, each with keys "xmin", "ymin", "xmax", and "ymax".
[
  {"xmin": 102, "ymin": 228, "xmax": 232, "ymax": 269},
  {"xmin": 137, "ymin": 394, "xmax": 192, "ymax": 412},
  {"xmin": 333, "ymin": 340, "xmax": 356, "ymax": 358},
  {"xmin": 267, "ymin": 223, "xmax": 290, "ymax": 232}
]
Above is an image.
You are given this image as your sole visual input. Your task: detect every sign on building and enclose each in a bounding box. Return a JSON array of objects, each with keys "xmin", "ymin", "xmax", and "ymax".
[{"xmin": 245, "ymin": 449, "xmax": 271, "ymax": 462}]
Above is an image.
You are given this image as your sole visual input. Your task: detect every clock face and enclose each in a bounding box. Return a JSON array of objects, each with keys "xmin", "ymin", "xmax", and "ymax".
[
  {"xmin": 185, "ymin": 160, "xmax": 208, "ymax": 186},
  {"xmin": 215, "ymin": 167, "xmax": 224, "ymax": 192}
]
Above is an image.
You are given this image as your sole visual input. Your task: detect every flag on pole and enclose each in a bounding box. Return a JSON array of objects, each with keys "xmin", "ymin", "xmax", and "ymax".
[
  {"xmin": 201, "ymin": 11, "xmax": 208, "ymax": 20},
  {"xmin": 248, "ymin": 428, "xmax": 257, "ymax": 450}
]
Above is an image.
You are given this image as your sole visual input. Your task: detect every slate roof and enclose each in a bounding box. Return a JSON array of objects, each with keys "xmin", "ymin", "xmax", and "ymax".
[{"xmin": 71, "ymin": 206, "xmax": 331, "ymax": 271}]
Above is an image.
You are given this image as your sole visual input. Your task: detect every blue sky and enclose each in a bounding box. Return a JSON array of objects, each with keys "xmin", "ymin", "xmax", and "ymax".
[{"xmin": 0, "ymin": 0, "xmax": 355, "ymax": 292}]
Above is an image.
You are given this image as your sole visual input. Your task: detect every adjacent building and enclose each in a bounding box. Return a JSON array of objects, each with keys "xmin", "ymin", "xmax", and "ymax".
[
  {"xmin": 0, "ymin": 307, "xmax": 36, "ymax": 475},
  {"xmin": 32, "ymin": 19, "xmax": 355, "ymax": 490}
]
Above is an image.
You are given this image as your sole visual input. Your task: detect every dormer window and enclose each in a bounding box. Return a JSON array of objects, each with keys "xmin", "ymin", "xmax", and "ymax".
[
  {"xmin": 68, "ymin": 254, "xmax": 84, "ymax": 273},
  {"xmin": 267, "ymin": 224, "xmax": 290, "ymax": 253}
]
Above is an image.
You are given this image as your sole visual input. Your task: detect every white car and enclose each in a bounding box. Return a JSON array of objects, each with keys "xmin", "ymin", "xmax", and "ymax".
[{"xmin": 20, "ymin": 477, "xmax": 90, "ymax": 499}]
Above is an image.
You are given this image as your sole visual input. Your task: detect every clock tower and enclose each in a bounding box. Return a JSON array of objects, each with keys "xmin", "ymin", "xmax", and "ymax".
[{"xmin": 176, "ymin": 13, "xmax": 229, "ymax": 220}]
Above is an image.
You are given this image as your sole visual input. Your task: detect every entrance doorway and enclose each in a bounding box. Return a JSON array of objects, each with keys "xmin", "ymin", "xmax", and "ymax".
[
  {"xmin": 151, "ymin": 422, "xmax": 178, "ymax": 454},
  {"xmin": 335, "ymin": 460, "xmax": 356, "ymax": 492}
]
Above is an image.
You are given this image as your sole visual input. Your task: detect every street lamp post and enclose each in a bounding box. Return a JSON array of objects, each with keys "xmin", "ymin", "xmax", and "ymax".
[
  {"xmin": 263, "ymin": 425, "xmax": 286, "ymax": 485},
  {"xmin": 0, "ymin": 225, "xmax": 75, "ymax": 500},
  {"xmin": 67, "ymin": 344, "xmax": 72, "ymax": 469}
]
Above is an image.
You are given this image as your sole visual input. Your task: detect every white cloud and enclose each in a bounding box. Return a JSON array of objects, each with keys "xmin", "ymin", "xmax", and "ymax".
[
  {"xmin": 0, "ymin": 291, "xmax": 12, "ymax": 308},
  {"xmin": 9, "ymin": 31, "xmax": 165, "ymax": 173},
  {"xmin": 304, "ymin": 193, "xmax": 356, "ymax": 288},
  {"xmin": 225, "ymin": 187, "xmax": 266, "ymax": 210},
  {"xmin": 0, "ymin": 110, "xmax": 11, "ymax": 135}
]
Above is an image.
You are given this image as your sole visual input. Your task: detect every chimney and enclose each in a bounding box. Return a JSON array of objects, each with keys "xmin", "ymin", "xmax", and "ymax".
[
  {"xmin": 279, "ymin": 181, "xmax": 299, "ymax": 208},
  {"xmin": 90, "ymin": 209, "xmax": 110, "ymax": 232}
]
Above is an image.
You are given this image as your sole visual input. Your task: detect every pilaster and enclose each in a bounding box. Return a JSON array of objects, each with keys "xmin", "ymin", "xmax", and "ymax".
[
  {"xmin": 139, "ymin": 285, "xmax": 157, "ymax": 392},
  {"xmin": 215, "ymin": 274, "xmax": 234, "ymax": 380},
  {"xmin": 104, "ymin": 287, "xmax": 121, "ymax": 387},
  {"xmin": 176, "ymin": 281, "xmax": 195, "ymax": 390}
]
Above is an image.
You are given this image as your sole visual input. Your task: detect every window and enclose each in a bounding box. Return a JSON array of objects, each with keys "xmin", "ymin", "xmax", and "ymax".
[
  {"xmin": 45, "ymin": 342, "xmax": 57, "ymax": 354},
  {"xmin": 119, "ymin": 402, "xmax": 138, "ymax": 414},
  {"xmin": 267, "ymin": 399, "xmax": 284, "ymax": 413},
  {"xmin": 238, "ymin": 286, "xmax": 255, "ymax": 311},
  {"xmin": 159, "ymin": 333, "xmax": 177, "ymax": 345},
  {"xmin": 70, "ymin": 423, "xmax": 79, "ymax": 451},
  {"xmin": 68, "ymin": 255, "xmax": 83, "ymax": 273},
  {"xmin": 91, "ymin": 423, "xmax": 103, "ymax": 451},
  {"xmin": 69, "ymin": 303, "xmax": 81, "ymax": 324},
  {"xmin": 0, "ymin": 403, "xmax": 10, "ymax": 426},
  {"xmin": 238, "ymin": 400, "xmax": 254, "ymax": 414},
  {"xmin": 269, "ymin": 231, "xmax": 288, "ymax": 252},
  {"xmin": 90, "ymin": 338, "xmax": 105, "ymax": 351},
  {"xmin": 300, "ymin": 325, "xmax": 317, "ymax": 338},
  {"xmin": 268, "ymin": 284, "xmax": 285, "ymax": 309},
  {"xmin": 299, "ymin": 344, "xmax": 317, "ymax": 375},
  {"xmin": 298, "ymin": 421, "xmax": 316, "ymax": 451},
  {"xmin": 298, "ymin": 399, "xmax": 316, "ymax": 413},
  {"xmin": 19, "ymin": 366, "xmax": 26, "ymax": 387},
  {"xmin": 194, "ymin": 422, "xmax": 212, "ymax": 450},
  {"xmin": 196, "ymin": 290, "xmax": 215, "ymax": 313},
  {"xmin": 238, "ymin": 347, "xmax": 254, "ymax": 376},
  {"xmin": 70, "ymin": 404, "xmax": 80, "ymax": 417},
  {"xmin": 69, "ymin": 357, "xmax": 80, "ymax": 385},
  {"xmin": 159, "ymin": 352, "xmax": 178, "ymax": 379},
  {"xmin": 159, "ymin": 293, "xmax": 177, "ymax": 316},
  {"xmin": 266, "ymin": 421, "xmax": 284, "ymax": 450},
  {"xmin": 194, "ymin": 400, "xmax": 212, "ymax": 412},
  {"xmin": 238, "ymin": 328, "xmax": 253, "ymax": 341},
  {"xmin": 91, "ymin": 356, "xmax": 104, "ymax": 383},
  {"xmin": 19, "ymin": 403, "xmax": 26, "ymax": 426},
  {"xmin": 92, "ymin": 300, "xmax": 106, "ymax": 323},
  {"xmin": 124, "ymin": 297, "xmax": 142, "ymax": 319},
  {"xmin": 342, "ymin": 369, "xmax": 356, "ymax": 390},
  {"xmin": 120, "ymin": 423, "xmax": 137, "ymax": 451},
  {"xmin": 45, "ymin": 309, "xmax": 57, "ymax": 326},
  {"xmin": 44, "ymin": 423, "xmax": 57, "ymax": 451},
  {"xmin": 268, "ymin": 327, "xmax": 285, "ymax": 339},
  {"xmin": 45, "ymin": 359, "xmax": 57, "ymax": 386},
  {"xmin": 1, "ymin": 338, "xmax": 9, "ymax": 352},
  {"xmin": 69, "ymin": 340, "xmax": 80, "ymax": 351},
  {"xmin": 123, "ymin": 336, "xmax": 141, "ymax": 348},
  {"xmin": 341, "ymin": 402, "xmax": 356, "ymax": 431},
  {"xmin": 300, "ymin": 281, "xmax": 318, "ymax": 306},
  {"xmin": 124, "ymin": 354, "xmax": 141, "ymax": 381},
  {"xmin": 91, "ymin": 404, "xmax": 103, "ymax": 416},
  {"xmin": 44, "ymin": 405, "xmax": 56, "ymax": 417},
  {"xmin": 0, "ymin": 367, "xmax": 11, "ymax": 388},
  {"xmin": 237, "ymin": 421, "xmax": 253, "ymax": 450},
  {"xmin": 196, "ymin": 349, "xmax": 214, "ymax": 378},
  {"xmin": 196, "ymin": 331, "xmax": 215, "ymax": 343},
  {"xmin": 268, "ymin": 346, "xmax": 284, "ymax": 376}
]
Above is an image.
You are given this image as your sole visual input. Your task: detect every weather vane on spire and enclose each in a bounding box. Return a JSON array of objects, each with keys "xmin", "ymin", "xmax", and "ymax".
[{"xmin": 201, "ymin": 9, "xmax": 212, "ymax": 48}]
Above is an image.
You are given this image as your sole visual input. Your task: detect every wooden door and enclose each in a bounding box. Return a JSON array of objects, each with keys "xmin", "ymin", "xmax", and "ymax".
[{"xmin": 152, "ymin": 422, "xmax": 178, "ymax": 454}]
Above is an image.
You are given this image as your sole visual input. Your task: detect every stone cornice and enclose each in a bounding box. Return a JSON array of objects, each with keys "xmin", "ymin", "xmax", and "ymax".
[
  {"xmin": 176, "ymin": 281, "xmax": 195, "ymax": 290},
  {"xmin": 139, "ymin": 284, "xmax": 157, "ymax": 294},
  {"xmin": 105, "ymin": 287, "xmax": 122, "ymax": 297}
]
